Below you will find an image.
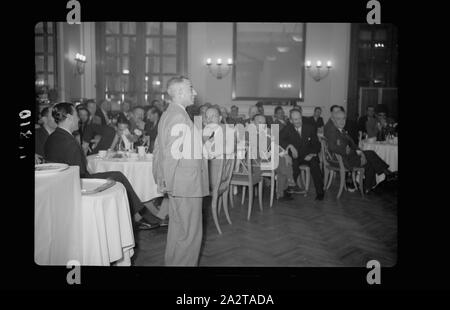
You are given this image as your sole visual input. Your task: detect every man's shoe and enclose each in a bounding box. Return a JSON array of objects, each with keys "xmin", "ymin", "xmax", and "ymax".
[
  {"xmin": 137, "ymin": 219, "xmax": 160, "ymax": 230},
  {"xmin": 287, "ymin": 185, "xmax": 305, "ymax": 194},
  {"xmin": 346, "ymin": 181, "xmax": 356, "ymax": 192},
  {"xmin": 283, "ymin": 190, "xmax": 292, "ymax": 198},
  {"xmin": 315, "ymin": 193, "xmax": 325, "ymax": 201}
]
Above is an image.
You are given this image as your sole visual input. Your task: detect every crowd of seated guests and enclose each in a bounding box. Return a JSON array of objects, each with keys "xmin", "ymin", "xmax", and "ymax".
[{"xmin": 357, "ymin": 104, "xmax": 397, "ymax": 141}]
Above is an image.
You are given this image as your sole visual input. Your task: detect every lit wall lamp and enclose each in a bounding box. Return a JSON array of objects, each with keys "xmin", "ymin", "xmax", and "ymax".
[
  {"xmin": 74, "ymin": 53, "xmax": 86, "ymax": 75},
  {"xmin": 206, "ymin": 57, "xmax": 233, "ymax": 79},
  {"xmin": 305, "ymin": 60, "xmax": 332, "ymax": 82}
]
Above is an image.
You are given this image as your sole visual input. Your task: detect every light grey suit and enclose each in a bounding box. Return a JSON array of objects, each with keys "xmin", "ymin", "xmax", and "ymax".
[{"xmin": 153, "ymin": 102, "xmax": 209, "ymax": 266}]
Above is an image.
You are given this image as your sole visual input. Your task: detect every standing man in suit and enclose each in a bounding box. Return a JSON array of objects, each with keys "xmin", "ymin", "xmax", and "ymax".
[
  {"xmin": 324, "ymin": 109, "xmax": 394, "ymax": 193},
  {"xmin": 153, "ymin": 76, "xmax": 209, "ymax": 266},
  {"xmin": 280, "ymin": 109, "xmax": 325, "ymax": 200}
]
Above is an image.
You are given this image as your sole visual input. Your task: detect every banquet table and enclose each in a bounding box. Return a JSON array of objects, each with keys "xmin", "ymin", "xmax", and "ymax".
[
  {"xmin": 360, "ymin": 140, "xmax": 398, "ymax": 183},
  {"xmin": 35, "ymin": 166, "xmax": 83, "ymax": 265},
  {"xmin": 80, "ymin": 180, "xmax": 135, "ymax": 266},
  {"xmin": 87, "ymin": 154, "xmax": 162, "ymax": 202}
]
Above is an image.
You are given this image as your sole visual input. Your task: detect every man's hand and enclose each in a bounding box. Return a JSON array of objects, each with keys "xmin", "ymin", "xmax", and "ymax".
[
  {"xmin": 360, "ymin": 151, "xmax": 367, "ymax": 166},
  {"xmin": 156, "ymin": 178, "xmax": 167, "ymax": 194},
  {"xmin": 356, "ymin": 149, "xmax": 362, "ymax": 156},
  {"xmin": 304, "ymin": 153, "xmax": 316, "ymax": 161},
  {"xmin": 287, "ymin": 144, "xmax": 298, "ymax": 159},
  {"xmin": 35, "ymin": 154, "xmax": 44, "ymax": 164}
]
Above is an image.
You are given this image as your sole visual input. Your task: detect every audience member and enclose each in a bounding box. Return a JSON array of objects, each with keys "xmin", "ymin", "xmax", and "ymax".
[
  {"xmin": 280, "ymin": 109, "xmax": 324, "ymax": 200},
  {"xmin": 35, "ymin": 107, "xmax": 57, "ymax": 161}
]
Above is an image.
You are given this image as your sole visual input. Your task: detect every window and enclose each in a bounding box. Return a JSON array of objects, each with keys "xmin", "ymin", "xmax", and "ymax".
[
  {"xmin": 35, "ymin": 22, "xmax": 58, "ymax": 93},
  {"xmin": 96, "ymin": 22, "xmax": 187, "ymax": 106}
]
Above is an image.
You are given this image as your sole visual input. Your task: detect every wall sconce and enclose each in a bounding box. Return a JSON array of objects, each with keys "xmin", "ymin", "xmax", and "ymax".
[
  {"xmin": 206, "ymin": 58, "xmax": 233, "ymax": 79},
  {"xmin": 305, "ymin": 60, "xmax": 332, "ymax": 82},
  {"xmin": 74, "ymin": 53, "xmax": 86, "ymax": 75}
]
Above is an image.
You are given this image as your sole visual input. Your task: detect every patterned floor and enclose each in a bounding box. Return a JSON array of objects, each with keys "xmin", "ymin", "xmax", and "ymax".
[{"xmin": 133, "ymin": 181, "xmax": 397, "ymax": 267}]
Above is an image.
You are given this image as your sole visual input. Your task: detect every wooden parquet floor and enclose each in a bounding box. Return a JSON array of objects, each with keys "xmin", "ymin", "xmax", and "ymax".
[{"xmin": 133, "ymin": 182, "xmax": 397, "ymax": 267}]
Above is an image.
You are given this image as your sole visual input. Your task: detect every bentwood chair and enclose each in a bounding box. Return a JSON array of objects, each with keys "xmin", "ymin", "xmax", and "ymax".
[
  {"xmin": 209, "ymin": 156, "xmax": 236, "ymax": 234},
  {"xmin": 321, "ymin": 138, "xmax": 365, "ymax": 199},
  {"xmin": 229, "ymin": 145, "xmax": 263, "ymax": 220}
]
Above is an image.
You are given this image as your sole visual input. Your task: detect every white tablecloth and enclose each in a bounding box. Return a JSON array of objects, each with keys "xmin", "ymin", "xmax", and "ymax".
[
  {"xmin": 361, "ymin": 141, "xmax": 398, "ymax": 183},
  {"xmin": 87, "ymin": 155, "xmax": 162, "ymax": 202},
  {"xmin": 81, "ymin": 181, "xmax": 135, "ymax": 266},
  {"xmin": 35, "ymin": 166, "xmax": 83, "ymax": 265}
]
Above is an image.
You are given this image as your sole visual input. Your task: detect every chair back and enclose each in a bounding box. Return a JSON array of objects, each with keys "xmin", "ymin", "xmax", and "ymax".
[
  {"xmin": 321, "ymin": 137, "xmax": 339, "ymax": 169},
  {"xmin": 210, "ymin": 156, "xmax": 236, "ymax": 197},
  {"xmin": 232, "ymin": 144, "xmax": 261, "ymax": 184}
]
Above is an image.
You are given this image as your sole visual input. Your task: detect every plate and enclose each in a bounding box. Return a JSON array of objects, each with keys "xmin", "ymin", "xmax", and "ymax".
[
  {"xmin": 81, "ymin": 178, "xmax": 116, "ymax": 195},
  {"xmin": 35, "ymin": 163, "xmax": 69, "ymax": 174}
]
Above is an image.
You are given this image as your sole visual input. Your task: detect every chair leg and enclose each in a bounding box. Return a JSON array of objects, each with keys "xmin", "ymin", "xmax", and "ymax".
[
  {"xmin": 241, "ymin": 186, "xmax": 246, "ymax": 205},
  {"xmin": 248, "ymin": 185, "xmax": 253, "ymax": 221},
  {"xmin": 218, "ymin": 195, "xmax": 223, "ymax": 216},
  {"xmin": 327, "ymin": 171, "xmax": 334, "ymax": 190},
  {"xmin": 223, "ymin": 190, "xmax": 232, "ymax": 225},
  {"xmin": 351, "ymin": 171, "xmax": 358, "ymax": 190},
  {"xmin": 337, "ymin": 169, "xmax": 345, "ymax": 199},
  {"xmin": 304, "ymin": 169, "xmax": 310, "ymax": 196},
  {"xmin": 229, "ymin": 185, "xmax": 234, "ymax": 208},
  {"xmin": 301, "ymin": 170, "xmax": 306, "ymax": 189},
  {"xmin": 270, "ymin": 173, "xmax": 275, "ymax": 208},
  {"xmin": 358, "ymin": 170, "xmax": 365, "ymax": 198},
  {"xmin": 323, "ymin": 167, "xmax": 329, "ymax": 190},
  {"xmin": 258, "ymin": 181, "xmax": 263, "ymax": 211},
  {"xmin": 211, "ymin": 196, "xmax": 222, "ymax": 234}
]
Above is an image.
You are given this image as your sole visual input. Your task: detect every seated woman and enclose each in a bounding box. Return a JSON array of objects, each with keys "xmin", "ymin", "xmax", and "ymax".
[
  {"xmin": 44, "ymin": 102, "xmax": 162, "ymax": 229},
  {"xmin": 109, "ymin": 114, "xmax": 139, "ymax": 151}
]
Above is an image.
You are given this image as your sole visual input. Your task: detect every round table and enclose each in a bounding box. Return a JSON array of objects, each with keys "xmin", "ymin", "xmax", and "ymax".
[
  {"xmin": 35, "ymin": 166, "xmax": 83, "ymax": 265},
  {"xmin": 81, "ymin": 180, "xmax": 135, "ymax": 266},
  {"xmin": 361, "ymin": 140, "xmax": 398, "ymax": 183},
  {"xmin": 87, "ymin": 155, "xmax": 162, "ymax": 202}
]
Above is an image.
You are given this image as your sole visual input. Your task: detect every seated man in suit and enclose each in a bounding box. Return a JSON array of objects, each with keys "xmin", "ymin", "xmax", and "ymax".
[
  {"xmin": 35, "ymin": 107, "xmax": 57, "ymax": 163},
  {"xmin": 44, "ymin": 102, "xmax": 162, "ymax": 230},
  {"xmin": 256, "ymin": 102, "xmax": 273, "ymax": 127},
  {"xmin": 324, "ymin": 109, "xmax": 394, "ymax": 194},
  {"xmin": 253, "ymin": 114, "xmax": 293, "ymax": 201},
  {"xmin": 86, "ymin": 100, "xmax": 104, "ymax": 126},
  {"xmin": 244, "ymin": 105, "xmax": 260, "ymax": 126},
  {"xmin": 280, "ymin": 109, "xmax": 325, "ymax": 200},
  {"xmin": 357, "ymin": 105, "xmax": 377, "ymax": 139}
]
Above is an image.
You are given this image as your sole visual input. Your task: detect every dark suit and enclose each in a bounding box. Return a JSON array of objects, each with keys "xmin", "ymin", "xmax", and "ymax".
[
  {"xmin": 280, "ymin": 122, "xmax": 324, "ymax": 195},
  {"xmin": 324, "ymin": 121, "xmax": 389, "ymax": 190},
  {"xmin": 35, "ymin": 126, "xmax": 50, "ymax": 157},
  {"xmin": 44, "ymin": 127, "xmax": 146, "ymax": 216}
]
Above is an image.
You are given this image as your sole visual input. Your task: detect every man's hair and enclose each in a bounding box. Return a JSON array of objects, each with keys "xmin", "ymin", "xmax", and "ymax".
[
  {"xmin": 330, "ymin": 105, "xmax": 345, "ymax": 113},
  {"xmin": 166, "ymin": 75, "xmax": 189, "ymax": 98},
  {"xmin": 274, "ymin": 106, "xmax": 284, "ymax": 114},
  {"xmin": 231, "ymin": 105, "xmax": 238, "ymax": 111},
  {"xmin": 289, "ymin": 108, "xmax": 302, "ymax": 118},
  {"xmin": 86, "ymin": 99, "xmax": 97, "ymax": 107},
  {"xmin": 151, "ymin": 99, "xmax": 160, "ymax": 106},
  {"xmin": 117, "ymin": 114, "xmax": 130, "ymax": 126},
  {"xmin": 314, "ymin": 106, "xmax": 322, "ymax": 113},
  {"xmin": 52, "ymin": 102, "xmax": 75, "ymax": 124},
  {"xmin": 367, "ymin": 105, "xmax": 375, "ymax": 110},
  {"xmin": 40, "ymin": 107, "xmax": 51, "ymax": 118},
  {"xmin": 206, "ymin": 105, "xmax": 221, "ymax": 117},
  {"xmin": 132, "ymin": 105, "xmax": 145, "ymax": 113},
  {"xmin": 252, "ymin": 113, "xmax": 265, "ymax": 122}
]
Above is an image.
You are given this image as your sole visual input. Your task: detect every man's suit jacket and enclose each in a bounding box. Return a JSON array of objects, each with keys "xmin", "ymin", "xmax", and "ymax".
[
  {"xmin": 35, "ymin": 126, "xmax": 50, "ymax": 157},
  {"xmin": 153, "ymin": 102, "xmax": 209, "ymax": 198},
  {"xmin": 279, "ymin": 122, "xmax": 321, "ymax": 160},
  {"xmin": 44, "ymin": 127, "xmax": 90, "ymax": 177},
  {"xmin": 323, "ymin": 121, "xmax": 361, "ymax": 169}
]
